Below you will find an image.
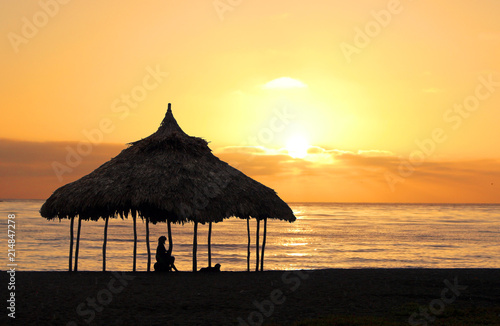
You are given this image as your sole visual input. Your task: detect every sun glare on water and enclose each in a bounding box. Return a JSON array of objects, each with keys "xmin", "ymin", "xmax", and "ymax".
[{"xmin": 286, "ymin": 135, "xmax": 310, "ymax": 159}]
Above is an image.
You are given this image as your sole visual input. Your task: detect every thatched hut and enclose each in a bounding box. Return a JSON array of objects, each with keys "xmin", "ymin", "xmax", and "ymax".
[{"xmin": 40, "ymin": 104, "xmax": 296, "ymax": 272}]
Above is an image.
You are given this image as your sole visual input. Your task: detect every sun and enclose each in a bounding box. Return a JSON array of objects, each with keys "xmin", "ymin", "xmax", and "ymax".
[{"xmin": 286, "ymin": 135, "xmax": 310, "ymax": 159}]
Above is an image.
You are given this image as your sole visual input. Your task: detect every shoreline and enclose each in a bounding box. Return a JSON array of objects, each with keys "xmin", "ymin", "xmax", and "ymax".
[
  {"xmin": 3, "ymin": 268, "xmax": 499, "ymax": 325},
  {"xmin": 4, "ymin": 266, "xmax": 500, "ymax": 273}
]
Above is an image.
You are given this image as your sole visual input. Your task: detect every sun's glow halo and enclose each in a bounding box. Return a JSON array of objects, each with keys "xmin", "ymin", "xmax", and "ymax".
[{"xmin": 286, "ymin": 135, "xmax": 309, "ymax": 159}]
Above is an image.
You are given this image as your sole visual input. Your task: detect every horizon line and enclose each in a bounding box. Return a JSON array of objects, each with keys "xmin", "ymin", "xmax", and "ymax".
[{"xmin": 2, "ymin": 198, "xmax": 499, "ymax": 205}]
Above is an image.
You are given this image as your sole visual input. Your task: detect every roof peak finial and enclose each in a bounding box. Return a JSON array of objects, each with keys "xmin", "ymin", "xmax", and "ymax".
[{"xmin": 155, "ymin": 103, "xmax": 186, "ymax": 136}]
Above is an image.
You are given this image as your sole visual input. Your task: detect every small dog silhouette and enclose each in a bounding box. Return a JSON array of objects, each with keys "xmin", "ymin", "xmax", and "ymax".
[{"xmin": 199, "ymin": 263, "xmax": 221, "ymax": 272}]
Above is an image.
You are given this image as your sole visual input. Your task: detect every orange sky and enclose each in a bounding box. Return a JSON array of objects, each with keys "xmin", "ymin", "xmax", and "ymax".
[{"xmin": 1, "ymin": 1, "xmax": 500, "ymax": 202}]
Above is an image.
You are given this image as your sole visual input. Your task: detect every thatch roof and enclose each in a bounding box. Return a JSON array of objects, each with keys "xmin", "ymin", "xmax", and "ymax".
[{"xmin": 40, "ymin": 104, "xmax": 296, "ymax": 225}]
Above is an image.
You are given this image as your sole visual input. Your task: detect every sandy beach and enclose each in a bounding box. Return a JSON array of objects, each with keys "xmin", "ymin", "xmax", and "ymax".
[{"xmin": 3, "ymin": 269, "xmax": 500, "ymax": 325}]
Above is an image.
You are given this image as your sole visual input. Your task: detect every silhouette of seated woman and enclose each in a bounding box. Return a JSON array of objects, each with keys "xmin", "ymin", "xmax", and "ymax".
[{"xmin": 155, "ymin": 236, "xmax": 178, "ymax": 272}]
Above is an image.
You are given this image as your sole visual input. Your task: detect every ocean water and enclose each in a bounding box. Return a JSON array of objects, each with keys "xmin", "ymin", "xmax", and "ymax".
[{"xmin": 0, "ymin": 200, "xmax": 499, "ymax": 271}]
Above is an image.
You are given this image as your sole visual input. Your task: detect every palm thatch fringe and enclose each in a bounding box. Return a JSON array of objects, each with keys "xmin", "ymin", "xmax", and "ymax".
[
  {"xmin": 193, "ymin": 222, "xmax": 198, "ymax": 272},
  {"xmin": 69, "ymin": 216, "xmax": 74, "ymax": 272},
  {"xmin": 208, "ymin": 222, "xmax": 212, "ymax": 267},
  {"xmin": 260, "ymin": 218, "xmax": 267, "ymax": 271},
  {"xmin": 103, "ymin": 216, "xmax": 109, "ymax": 271},
  {"xmin": 246, "ymin": 218, "xmax": 250, "ymax": 272},
  {"xmin": 255, "ymin": 219, "xmax": 260, "ymax": 272},
  {"xmin": 74, "ymin": 217, "xmax": 82, "ymax": 272},
  {"xmin": 145, "ymin": 217, "xmax": 151, "ymax": 272}
]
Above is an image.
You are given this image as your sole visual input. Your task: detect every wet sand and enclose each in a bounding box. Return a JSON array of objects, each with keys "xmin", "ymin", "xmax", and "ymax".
[{"xmin": 3, "ymin": 269, "xmax": 500, "ymax": 325}]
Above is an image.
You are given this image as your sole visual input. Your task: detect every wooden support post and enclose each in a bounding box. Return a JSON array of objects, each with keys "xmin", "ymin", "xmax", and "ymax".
[
  {"xmin": 103, "ymin": 216, "xmax": 109, "ymax": 272},
  {"xmin": 132, "ymin": 212, "xmax": 137, "ymax": 272},
  {"xmin": 167, "ymin": 220, "xmax": 173, "ymax": 251},
  {"xmin": 247, "ymin": 218, "xmax": 250, "ymax": 272},
  {"xmin": 208, "ymin": 222, "xmax": 212, "ymax": 267},
  {"xmin": 260, "ymin": 218, "xmax": 267, "ymax": 272},
  {"xmin": 146, "ymin": 217, "xmax": 151, "ymax": 272},
  {"xmin": 74, "ymin": 217, "xmax": 82, "ymax": 272},
  {"xmin": 193, "ymin": 222, "xmax": 198, "ymax": 272},
  {"xmin": 69, "ymin": 216, "xmax": 74, "ymax": 272},
  {"xmin": 255, "ymin": 219, "xmax": 260, "ymax": 272}
]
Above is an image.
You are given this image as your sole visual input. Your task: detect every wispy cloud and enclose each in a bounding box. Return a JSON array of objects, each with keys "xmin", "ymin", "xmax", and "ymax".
[{"xmin": 216, "ymin": 145, "xmax": 500, "ymax": 203}]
